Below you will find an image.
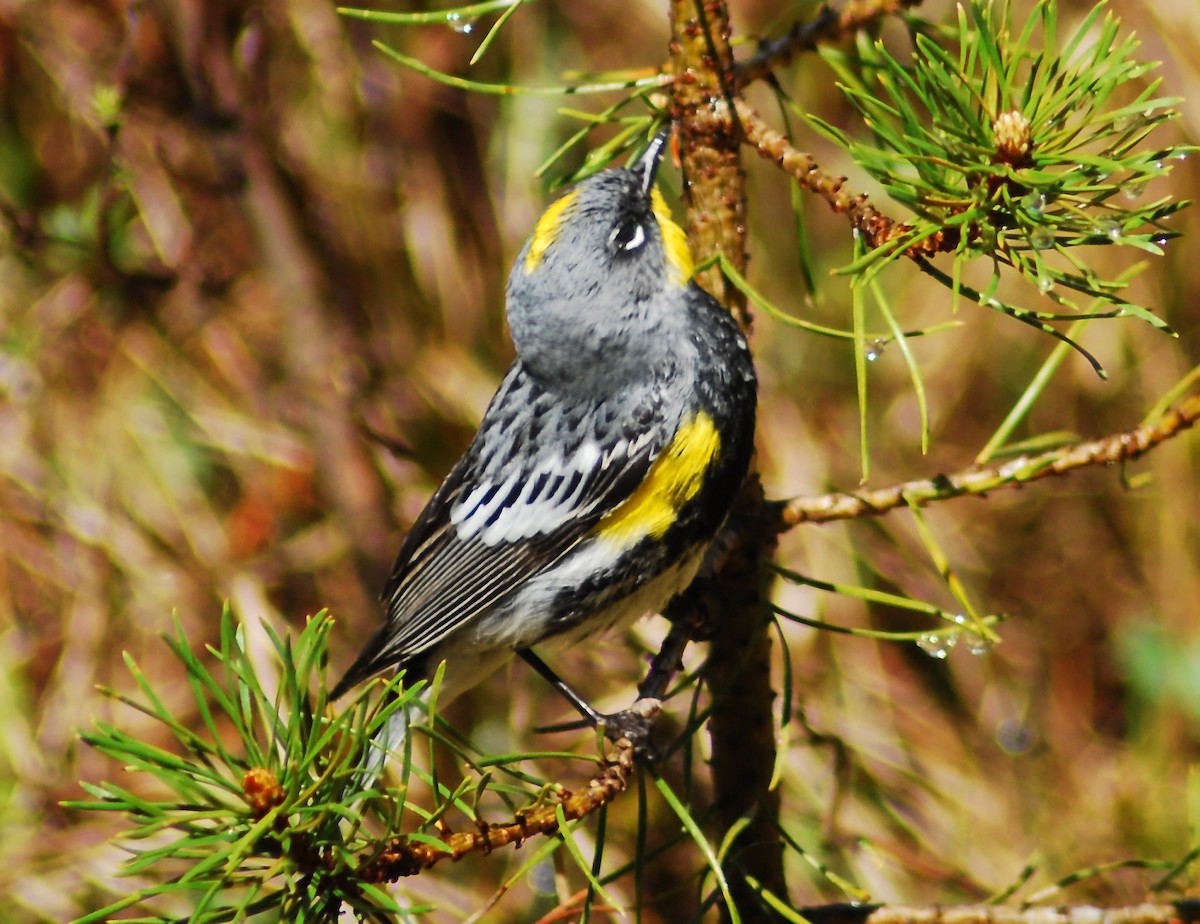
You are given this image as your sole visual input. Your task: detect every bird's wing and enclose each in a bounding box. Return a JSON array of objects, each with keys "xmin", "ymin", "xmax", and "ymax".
[{"xmin": 333, "ymin": 374, "xmax": 665, "ymax": 694}]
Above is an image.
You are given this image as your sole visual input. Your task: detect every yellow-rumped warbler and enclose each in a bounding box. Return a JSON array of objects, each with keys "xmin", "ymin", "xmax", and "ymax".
[{"xmin": 332, "ymin": 132, "xmax": 756, "ymax": 741}]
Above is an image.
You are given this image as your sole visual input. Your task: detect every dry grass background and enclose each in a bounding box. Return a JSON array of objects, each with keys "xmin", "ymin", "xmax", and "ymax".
[{"xmin": 0, "ymin": 0, "xmax": 1197, "ymax": 920}]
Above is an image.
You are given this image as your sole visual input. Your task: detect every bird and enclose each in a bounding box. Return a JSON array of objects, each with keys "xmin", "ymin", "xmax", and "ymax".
[{"xmin": 331, "ymin": 130, "xmax": 757, "ymax": 751}]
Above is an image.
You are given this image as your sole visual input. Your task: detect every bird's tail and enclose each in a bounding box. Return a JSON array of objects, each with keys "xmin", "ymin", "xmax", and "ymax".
[
  {"xmin": 343, "ymin": 675, "xmax": 432, "ymax": 793},
  {"xmin": 342, "ymin": 652, "xmax": 510, "ymax": 788},
  {"xmin": 357, "ymin": 698, "xmax": 417, "ymax": 787}
]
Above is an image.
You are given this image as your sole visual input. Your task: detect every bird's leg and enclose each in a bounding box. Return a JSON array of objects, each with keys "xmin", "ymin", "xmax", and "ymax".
[
  {"xmin": 518, "ymin": 647, "xmax": 604, "ymax": 725},
  {"xmin": 519, "ymin": 648, "xmax": 660, "ymax": 753}
]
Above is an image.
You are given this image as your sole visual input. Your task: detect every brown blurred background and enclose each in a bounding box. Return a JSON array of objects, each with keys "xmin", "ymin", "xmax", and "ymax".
[{"xmin": 0, "ymin": 0, "xmax": 1197, "ymax": 920}]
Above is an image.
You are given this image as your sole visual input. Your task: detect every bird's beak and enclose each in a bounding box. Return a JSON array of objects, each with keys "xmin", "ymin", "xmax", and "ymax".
[{"xmin": 637, "ymin": 128, "xmax": 672, "ymax": 198}]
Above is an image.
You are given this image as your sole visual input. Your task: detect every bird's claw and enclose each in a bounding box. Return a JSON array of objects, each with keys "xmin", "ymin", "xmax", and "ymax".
[{"xmin": 600, "ymin": 698, "xmax": 662, "ymax": 757}]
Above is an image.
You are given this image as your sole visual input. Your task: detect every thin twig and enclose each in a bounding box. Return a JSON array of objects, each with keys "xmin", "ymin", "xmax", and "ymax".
[
  {"xmin": 359, "ymin": 739, "xmax": 636, "ymax": 880},
  {"xmin": 735, "ymin": 97, "xmax": 949, "ymax": 257},
  {"xmin": 735, "ymin": 0, "xmax": 926, "ymax": 87},
  {"xmin": 783, "ymin": 390, "xmax": 1200, "ymax": 527},
  {"xmin": 637, "ymin": 617, "xmax": 693, "ymax": 701},
  {"xmin": 798, "ymin": 901, "xmax": 1200, "ymax": 924}
]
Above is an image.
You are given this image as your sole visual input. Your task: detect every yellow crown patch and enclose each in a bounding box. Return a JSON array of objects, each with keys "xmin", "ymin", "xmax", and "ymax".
[
  {"xmin": 650, "ymin": 188, "xmax": 694, "ymax": 287},
  {"xmin": 525, "ymin": 189, "xmax": 580, "ymax": 274}
]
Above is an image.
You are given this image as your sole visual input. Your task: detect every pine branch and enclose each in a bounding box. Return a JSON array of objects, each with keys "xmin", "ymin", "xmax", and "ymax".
[
  {"xmin": 797, "ymin": 901, "xmax": 1200, "ymax": 924},
  {"xmin": 735, "ymin": 0, "xmax": 926, "ymax": 87},
  {"xmin": 669, "ymin": 1, "xmax": 788, "ymax": 917},
  {"xmin": 358, "ymin": 740, "xmax": 636, "ymax": 880},
  {"xmin": 782, "ymin": 389, "xmax": 1200, "ymax": 527},
  {"xmin": 735, "ymin": 97, "xmax": 946, "ymax": 256},
  {"xmin": 669, "ymin": 0, "xmax": 748, "ymax": 317}
]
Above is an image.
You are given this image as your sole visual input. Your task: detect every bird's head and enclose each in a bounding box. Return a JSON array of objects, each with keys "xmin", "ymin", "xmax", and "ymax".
[{"xmin": 506, "ymin": 133, "xmax": 696, "ymax": 386}]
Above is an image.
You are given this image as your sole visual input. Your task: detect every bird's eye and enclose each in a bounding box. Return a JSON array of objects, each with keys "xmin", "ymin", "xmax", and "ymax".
[{"xmin": 609, "ymin": 220, "xmax": 646, "ymax": 253}]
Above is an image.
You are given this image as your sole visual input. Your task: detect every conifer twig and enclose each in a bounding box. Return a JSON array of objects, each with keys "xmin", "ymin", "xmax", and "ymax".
[
  {"xmin": 358, "ymin": 739, "xmax": 637, "ymax": 880},
  {"xmin": 735, "ymin": 0, "xmax": 925, "ymax": 87},
  {"xmin": 797, "ymin": 901, "xmax": 1200, "ymax": 924},
  {"xmin": 782, "ymin": 390, "xmax": 1200, "ymax": 527},
  {"xmin": 669, "ymin": 0, "xmax": 789, "ymax": 914},
  {"xmin": 735, "ymin": 97, "xmax": 948, "ymax": 257}
]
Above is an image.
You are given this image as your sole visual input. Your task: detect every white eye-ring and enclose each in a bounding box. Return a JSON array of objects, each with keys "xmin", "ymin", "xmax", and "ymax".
[{"xmin": 610, "ymin": 221, "xmax": 646, "ymax": 252}]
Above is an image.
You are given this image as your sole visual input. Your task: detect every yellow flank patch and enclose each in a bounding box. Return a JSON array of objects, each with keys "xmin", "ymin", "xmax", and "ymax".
[
  {"xmin": 596, "ymin": 411, "xmax": 720, "ymax": 546},
  {"xmin": 651, "ymin": 188, "xmax": 694, "ymax": 287},
  {"xmin": 525, "ymin": 189, "xmax": 580, "ymax": 274}
]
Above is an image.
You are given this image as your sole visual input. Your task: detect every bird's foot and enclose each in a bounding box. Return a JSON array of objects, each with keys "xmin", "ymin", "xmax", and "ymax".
[{"xmin": 599, "ymin": 698, "xmax": 661, "ymax": 757}]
